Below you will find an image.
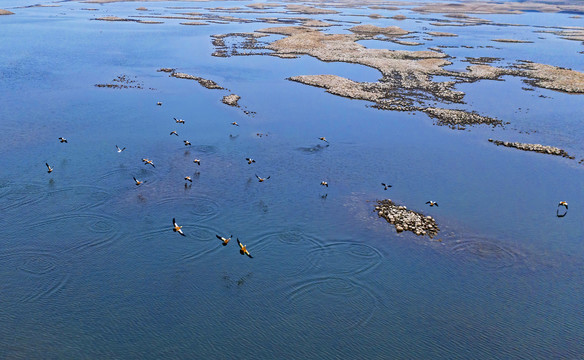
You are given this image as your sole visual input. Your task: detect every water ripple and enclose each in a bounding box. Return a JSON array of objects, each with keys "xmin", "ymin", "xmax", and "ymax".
[
  {"xmin": 0, "ymin": 182, "xmax": 48, "ymax": 211},
  {"xmin": 0, "ymin": 247, "xmax": 70, "ymax": 302},
  {"xmin": 253, "ymin": 229, "xmax": 325, "ymax": 277},
  {"xmin": 449, "ymin": 237, "xmax": 525, "ymax": 272},
  {"xmin": 30, "ymin": 213, "xmax": 122, "ymax": 255},
  {"xmin": 307, "ymin": 241, "xmax": 384, "ymax": 276},
  {"xmin": 47, "ymin": 185, "xmax": 113, "ymax": 212},
  {"xmin": 156, "ymin": 194, "xmax": 221, "ymax": 221},
  {"xmin": 287, "ymin": 276, "xmax": 381, "ymax": 331}
]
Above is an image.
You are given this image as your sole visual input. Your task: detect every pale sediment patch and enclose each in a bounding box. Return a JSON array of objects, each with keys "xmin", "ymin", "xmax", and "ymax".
[
  {"xmin": 246, "ymin": 3, "xmax": 281, "ymax": 10},
  {"xmin": 349, "ymin": 24, "xmax": 410, "ymax": 36},
  {"xmin": 391, "ymin": 14, "xmax": 406, "ymax": 20},
  {"xmin": 170, "ymin": 72, "xmax": 224, "ymax": 89},
  {"xmin": 94, "ymin": 16, "xmax": 161, "ymax": 23},
  {"xmin": 413, "ymin": 2, "xmax": 584, "ymax": 15},
  {"xmin": 302, "ymin": 19, "xmax": 333, "ymax": 27},
  {"xmin": 375, "ymin": 200, "xmax": 439, "ymax": 238},
  {"xmin": 492, "ymin": 38, "xmax": 533, "ymax": 43},
  {"xmin": 537, "ymin": 29, "xmax": 584, "ymax": 43},
  {"xmin": 462, "ymin": 57, "xmax": 502, "ymax": 65},
  {"xmin": 289, "ymin": 75, "xmax": 385, "ymax": 102},
  {"xmin": 392, "ymin": 40, "xmax": 422, "ymax": 46},
  {"xmin": 0, "ymin": 9, "xmax": 14, "ymax": 15},
  {"xmin": 180, "ymin": 21, "xmax": 208, "ymax": 25},
  {"xmin": 424, "ymin": 108, "xmax": 502, "ymax": 127},
  {"xmin": 289, "ymin": 74, "xmax": 499, "ymax": 128},
  {"xmin": 427, "ymin": 31, "xmax": 458, "ymax": 37},
  {"xmin": 222, "ymin": 94, "xmax": 241, "ymax": 106},
  {"xmin": 214, "ymin": 24, "xmax": 583, "ymax": 131},
  {"xmin": 488, "ymin": 139, "xmax": 574, "ymax": 159},
  {"xmin": 136, "ymin": 7, "xmax": 148, "ymax": 11},
  {"xmin": 271, "ymin": 53, "xmax": 299, "ymax": 58},
  {"xmin": 461, "ymin": 64, "xmax": 510, "ymax": 80},
  {"xmin": 285, "ymin": 4, "xmax": 338, "ymax": 14},
  {"xmin": 516, "ymin": 61, "xmax": 584, "ymax": 93},
  {"xmin": 369, "ymin": 5, "xmax": 399, "ymax": 11},
  {"xmin": 94, "ymin": 16, "xmax": 132, "ymax": 21}
]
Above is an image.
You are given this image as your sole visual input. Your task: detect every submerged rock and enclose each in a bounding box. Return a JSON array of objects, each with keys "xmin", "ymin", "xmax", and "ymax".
[{"xmin": 375, "ymin": 199, "xmax": 439, "ymax": 238}]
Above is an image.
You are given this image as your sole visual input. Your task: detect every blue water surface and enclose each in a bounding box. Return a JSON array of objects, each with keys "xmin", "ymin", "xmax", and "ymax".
[{"xmin": 0, "ymin": 1, "xmax": 583, "ymax": 358}]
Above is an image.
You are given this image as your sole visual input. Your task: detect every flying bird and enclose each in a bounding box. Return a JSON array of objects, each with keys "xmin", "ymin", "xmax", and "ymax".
[
  {"xmin": 193, "ymin": 159, "xmax": 201, "ymax": 166},
  {"xmin": 426, "ymin": 201, "xmax": 439, "ymax": 207},
  {"xmin": 58, "ymin": 137, "xmax": 67, "ymax": 143},
  {"xmin": 320, "ymin": 181, "xmax": 328, "ymax": 187},
  {"xmin": 255, "ymin": 174, "xmax": 270, "ymax": 182},
  {"xmin": 142, "ymin": 158, "xmax": 155, "ymax": 168},
  {"xmin": 183, "ymin": 140, "xmax": 191, "ymax": 146},
  {"xmin": 157, "ymin": 101, "xmax": 162, "ymax": 106},
  {"xmin": 170, "ymin": 131, "xmax": 178, "ymax": 136},
  {"xmin": 45, "ymin": 163, "xmax": 53, "ymax": 173},
  {"xmin": 216, "ymin": 234, "xmax": 232, "ymax": 246},
  {"xmin": 231, "ymin": 121, "xmax": 239, "ymax": 127},
  {"xmin": 172, "ymin": 218, "xmax": 185, "ymax": 236},
  {"xmin": 174, "ymin": 118, "xmax": 185, "ymax": 124},
  {"xmin": 245, "ymin": 158, "xmax": 256, "ymax": 165},
  {"xmin": 318, "ymin": 137, "xmax": 328, "ymax": 143},
  {"xmin": 133, "ymin": 176, "xmax": 143, "ymax": 186},
  {"xmin": 116, "ymin": 145, "xmax": 126, "ymax": 153},
  {"xmin": 558, "ymin": 201, "xmax": 568, "ymax": 210},
  {"xmin": 237, "ymin": 238, "xmax": 253, "ymax": 258},
  {"xmin": 381, "ymin": 183, "xmax": 392, "ymax": 190},
  {"xmin": 184, "ymin": 176, "xmax": 192, "ymax": 183}
]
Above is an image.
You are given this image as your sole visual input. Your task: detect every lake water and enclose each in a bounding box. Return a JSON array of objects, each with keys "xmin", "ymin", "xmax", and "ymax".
[{"xmin": 0, "ymin": 1, "xmax": 583, "ymax": 358}]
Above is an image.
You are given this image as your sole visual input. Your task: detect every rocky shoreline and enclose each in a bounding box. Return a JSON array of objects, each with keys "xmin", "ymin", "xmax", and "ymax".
[
  {"xmin": 375, "ymin": 200, "xmax": 439, "ymax": 238},
  {"xmin": 170, "ymin": 72, "xmax": 224, "ymax": 90},
  {"xmin": 488, "ymin": 139, "xmax": 575, "ymax": 159}
]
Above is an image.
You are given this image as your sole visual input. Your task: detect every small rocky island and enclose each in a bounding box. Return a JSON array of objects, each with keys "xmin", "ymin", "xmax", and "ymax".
[{"xmin": 375, "ymin": 199, "xmax": 439, "ymax": 238}]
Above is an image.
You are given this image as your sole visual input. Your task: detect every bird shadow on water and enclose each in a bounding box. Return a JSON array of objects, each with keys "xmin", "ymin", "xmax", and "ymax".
[
  {"xmin": 296, "ymin": 144, "xmax": 330, "ymax": 154},
  {"xmin": 222, "ymin": 272, "xmax": 253, "ymax": 289}
]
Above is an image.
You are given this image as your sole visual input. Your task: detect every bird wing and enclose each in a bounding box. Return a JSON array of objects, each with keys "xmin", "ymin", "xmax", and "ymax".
[
  {"xmin": 216, "ymin": 234, "xmax": 223, "ymax": 241},
  {"xmin": 237, "ymin": 238, "xmax": 243, "ymax": 249},
  {"xmin": 45, "ymin": 163, "xmax": 50, "ymax": 169},
  {"xmin": 425, "ymin": 201, "xmax": 431, "ymax": 204},
  {"xmin": 435, "ymin": 203, "xmax": 439, "ymax": 207},
  {"xmin": 133, "ymin": 176, "xmax": 137, "ymax": 182},
  {"xmin": 255, "ymin": 174, "xmax": 260, "ymax": 180},
  {"xmin": 247, "ymin": 253, "xmax": 253, "ymax": 258},
  {"xmin": 266, "ymin": 176, "xmax": 270, "ymax": 180},
  {"xmin": 173, "ymin": 218, "xmax": 177, "ymax": 227}
]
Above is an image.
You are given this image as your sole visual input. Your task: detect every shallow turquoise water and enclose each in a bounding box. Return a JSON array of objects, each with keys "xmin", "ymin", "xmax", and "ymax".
[{"xmin": 0, "ymin": 2, "xmax": 583, "ymax": 358}]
